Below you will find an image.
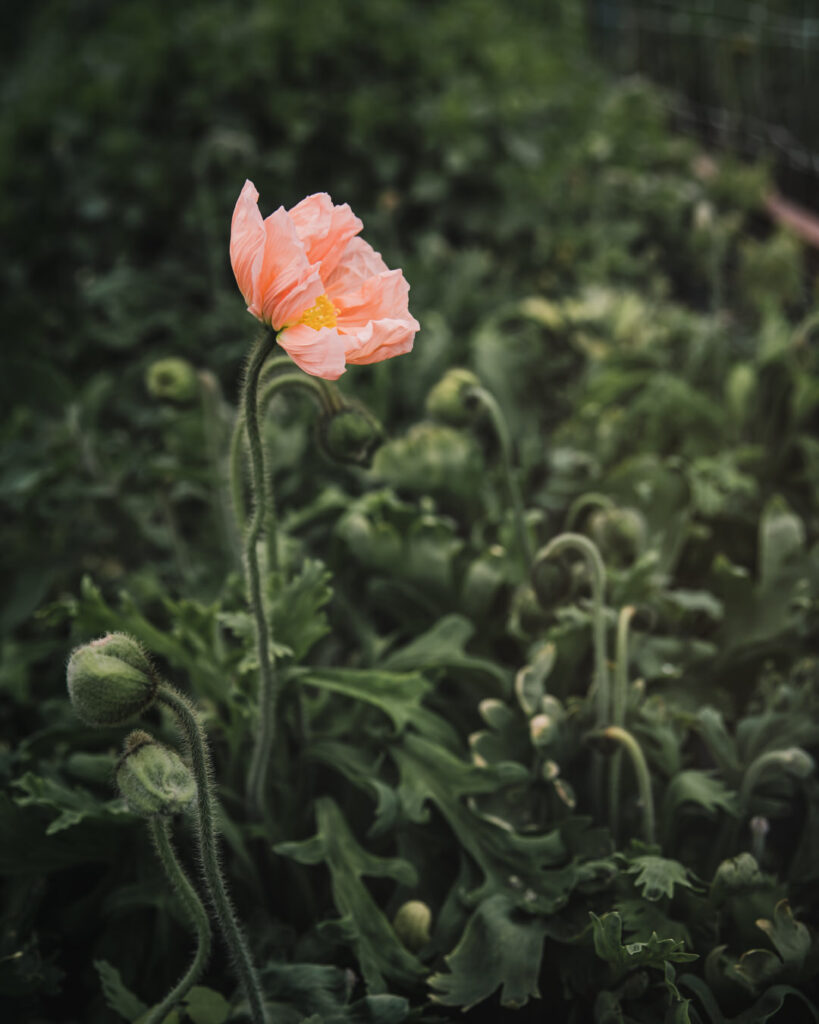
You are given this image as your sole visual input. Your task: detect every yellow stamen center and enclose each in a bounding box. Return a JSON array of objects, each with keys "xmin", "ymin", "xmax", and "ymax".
[{"xmin": 299, "ymin": 294, "xmax": 338, "ymax": 331}]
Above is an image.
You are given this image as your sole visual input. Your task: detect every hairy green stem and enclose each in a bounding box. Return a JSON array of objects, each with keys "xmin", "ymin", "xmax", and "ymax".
[
  {"xmin": 157, "ymin": 685, "xmax": 266, "ymax": 1024},
  {"xmin": 467, "ymin": 385, "xmax": 532, "ymax": 565},
  {"xmin": 598, "ymin": 725, "xmax": 656, "ymax": 845},
  {"xmin": 240, "ymin": 331, "xmax": 281, "ymax": 822},
  {"xmin": 145, "ymin": 816, "xmax": 212, "ymax": 1024},
  {"xmin": 609, "ymin": 606, "xmax": 636, "ymax": 840}
]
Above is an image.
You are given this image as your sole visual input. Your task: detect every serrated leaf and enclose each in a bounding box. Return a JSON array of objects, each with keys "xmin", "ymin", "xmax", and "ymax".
[
  {"xmin": 662, "ymin": 771, "xmax": 739, "ymax": 834},
  {"xmin": 274, "ymin": 798, "xmax": 424, "ymax": 992},
  {"xmin": 590, "ymin": 913, "xmax": 697, "ymax": 981},
  {"xmin": 379, "ymin": 614, "xmax": 507, "ymax": 689},
  {"xmin": 428, "ymin": 893, "xmax": 548, "ymax": 1010},
  {"xmin": 755, "ymin": 900, "xmax": 810, "ymax": 971},
  {"xmin": 94, "ymin": 960, "xmax": 147, "ymax": 1022},
  {"xmin": 625, "ymin": 855, "xmax": 698, "ymax": 902}
]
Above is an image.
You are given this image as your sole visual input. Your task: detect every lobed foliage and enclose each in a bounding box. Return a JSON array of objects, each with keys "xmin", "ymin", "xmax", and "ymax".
[{"xmin": 3, "ymin": 1, "xmax": 819, "ymax": 1022}]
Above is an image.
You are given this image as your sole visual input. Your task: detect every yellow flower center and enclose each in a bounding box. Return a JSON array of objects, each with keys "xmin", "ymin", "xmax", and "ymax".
[{"xmin": 299, "ymin": 294, "xmax": 338, "ymax": 331}]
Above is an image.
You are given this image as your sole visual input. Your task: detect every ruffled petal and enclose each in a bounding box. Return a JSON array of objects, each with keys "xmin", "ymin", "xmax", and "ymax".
[
  {"xmin": 277, "ymin": 324, "xmax": 347, "ymax": 380},
  {"xmin": 325, "ymin": 237, "xmax": 390, "ymax": 299},
  {"xmin": 251, "ymin": 207, "xmax": 324, "ymax": 329},
  {"xmin": 289, "ymin": 193, "xmax": 363, "ymax": 279},
  {"xmin": 230, "ymin": 180, "xmax": 266, "ymax": 307},
  {"xmin": 343, "ymin": 315, "xmax": 419, "ymax": 365},
  {"xmin": 334, "ymin": 269, "xmax": 411, "ymax": 327}
]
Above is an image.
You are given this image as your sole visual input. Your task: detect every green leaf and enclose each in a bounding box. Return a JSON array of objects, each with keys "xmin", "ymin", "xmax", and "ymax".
[
  {"xmin": 379, "ymin": 614, "xmax": 508, "ymax": 689},
  {"xmin": 270, "ymin": 558, "xmax": 333, "ymax": 661},
  {"xmin": 590, "ymin": 913, "xmax": 697, "ymax": 982},
  {"xmin": 274, "ymin": 798, "xmax": 424, "ymax": 992},
  {"xmin": 428, "ymin": 893, "xmax": 548, "ymax": 1010},
  {"xmin": 183, "ymin": 986, "xmax": 231, "ymax": 1024},
  {"xmin": 94, "ymin": 960, "xmax": 147, "ymax": 1022},
  {"xmin": 625, "ymin": 855, "xmax": 698, "ymax": 902},
  {"xmin": 755, "ymin": 900, "xmax": 810, "ymax": 972},
  {"xmin": 11, "ymin": 772, "xmax": 129, "ymax": 835},
  {"xmin": 662, "ymin": 771, "xmax": 739, "ymax": 834}
]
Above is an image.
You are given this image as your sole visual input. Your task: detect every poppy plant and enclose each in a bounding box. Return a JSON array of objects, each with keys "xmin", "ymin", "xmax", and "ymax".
[{"xmin": 230, "ymin": 180, "xmax": 419, "ymax": 379}]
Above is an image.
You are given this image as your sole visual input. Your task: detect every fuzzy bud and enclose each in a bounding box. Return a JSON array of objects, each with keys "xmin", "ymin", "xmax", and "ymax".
[
  {"xmin": 710, "ymin": 852, "xmax": 764, "ymax": 905},
  {"xmin": 117, "ymin": 731, "xmax": 196, "ymax": 817},
  {"xmin": 319, "ymin": 402, "xmax": 384, "ymax": 466},
  {"xmin": 393, "ymin": 900, "xmax": 432, "ymax": 952},
  {"xmin": 145, "ymin": 358, "xmax": 199, "ymax": 403},
  {"xmin": 587, "ymin": 507, "xmax": 647, "ymax": 567},
  {"xmin": 67, "ymin": 633, "xmax": 157, "ymax": 726},
  {"xmin": 425, "ymin": 368, "xmax": 481, "ymax": 425}
]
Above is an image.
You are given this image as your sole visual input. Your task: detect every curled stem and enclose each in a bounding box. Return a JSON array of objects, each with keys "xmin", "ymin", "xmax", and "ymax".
[
  {"xmin": 466, "ymin": 385, "xmax": 532, "ymax": 565},
  {"xmin": 609, "ymin": 605, "xmax": 637, "ymax": 841},
  {"xmin": 145, "ymin": 816, "xmax": 212, "ymax": 1024},
  {"xmin": 564, "ymin": 492, "xmax": 615, "ymax": 532},
  {"xmin": 534, "ymin": 533, "xmax": 610, "ymax": 726},
  {"xmin": 598, "ymin": 725, "xmax": 656, "ymax": 845},
  {"xmin": 157, "ymin": 685, "xmax": 266, "ymax": 1024}
]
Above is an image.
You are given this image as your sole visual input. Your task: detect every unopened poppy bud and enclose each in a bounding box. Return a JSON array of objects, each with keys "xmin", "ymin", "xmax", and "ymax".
[
  {"xmin": 117, "ymin": 731, "xmax": 196, "ymax": 817},
  {"xmin": 531, "ymin": 556, "xmax": 572, "ymax": 608},
  {"xmin": 67, "ymin": 633, "xmax": 157, "ymax": 726},
  {"xmin": 425, "ymin": 368, "xmax": 481, "ymax": 425},
  {"xmin": 319, "ymin": 402, "xmax": 384, "ymax": 466},
  {"xmin": 145, "ymin": 358, "xmax": 199, "ymax": 403},
  {"xmin": 587, "ymin": 507, "xmax": 646, "ymax": 567},
  {"xmin": 710, "ymin": 852, "xmax": 764, "ymax": 905},
  {"xmin": 393, "ymin": 900, "xmax": 432, "ymax": 952}
]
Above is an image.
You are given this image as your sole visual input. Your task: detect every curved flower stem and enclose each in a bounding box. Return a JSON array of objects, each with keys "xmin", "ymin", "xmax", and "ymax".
[
  {"xmin": 145, "ymin": 816, "xmax": 212, "ymax": 1024},
  {"xmin": 597, "ymin": 725, "xmax": 656, "ymax": 845},
  {"xmin": 535, "ymin": 533, "xmax": 609, "ymax": 820},
  {"xmin": 240, "ymin": 330, "xmax": 281, "ymax": 824},
  {"xmin": 609, "ymin": 605, "xmax": 637, "ymax": 842},
  {"xmin": 157, "ymin": 684, "xmax": 266, "ymax": 1024},
  {"xmin": 534, "ymin": 533, "xmax": 610, "ymax": 726},
  {"xmin": 466, "ymin": 384, "xmax": 532, "ymax": 566},
  {"xmin": 564, "ymin": 492, "xmax": 614, "ymax": 532}
]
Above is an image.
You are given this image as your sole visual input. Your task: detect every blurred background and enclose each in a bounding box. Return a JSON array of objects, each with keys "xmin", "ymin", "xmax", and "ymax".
[{"xmin": 2, "ymin": 0, "xmax": 817, "ymax": 698}]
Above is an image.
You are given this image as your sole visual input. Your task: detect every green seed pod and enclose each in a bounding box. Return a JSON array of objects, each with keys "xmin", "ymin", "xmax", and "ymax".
[
  {"xmin": 67, "ymin": 633, "xmax": 157, "ymax": 726},
  {"xmin": 393, "ymin": 900, "xmax": 432, "ymax": 952},
  {"xmin": 145, "ymin": 357, "xmax": 200, "ymax": 403},
  {"xmin": 319, "ymin": 401, "xmax": 384, "ymax": 466},
  {"xmin": 117, "ymin": 731, "xmax": 196, "ymax": 817},
  {"xmin": 425, "ymin": 367, "xmax": 481, "ymax": 425},
  {"xmin": 587, "ymin": 506, "xmax": 647, "ymax": 567}
]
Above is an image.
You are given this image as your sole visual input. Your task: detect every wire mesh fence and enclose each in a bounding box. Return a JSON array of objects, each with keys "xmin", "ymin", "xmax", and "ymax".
[{"xmin": 587, "ymin": 0, "xmax": 819, "ymax": 203}]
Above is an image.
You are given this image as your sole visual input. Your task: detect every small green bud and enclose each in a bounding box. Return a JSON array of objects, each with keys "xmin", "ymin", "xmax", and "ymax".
[
  {"xmin": 67, "ymin": 633, "xmax": 157, "ymax": 726},
  {"xmin": 425, "ymin": 368, "xmax": 481, "ymax": 425},
  {"xmin": 529, "ymin": 713, "xmax": 556, "ymax": 748},
  {"xmin": 710, "ymin": 852, "xmax": 764, "ymax": 905},
  {"xmin": 393, "ymin": 900, "xmax": 432, "ymax": 952},
  {"xmin": 145, "ymin": 358, "xmax": 200, "ymax": 403},
  {"xmin": 587, "ymin": 507, "xmax": 647, "ymax": 567},
  {"xmin": 117, "ymin": 731, "xmax": 196, "ymax": 817},
  {"xmin": 531, "ymin": 556, "xmax": 572, "ymax": 608},
  {"xmin": 319, "ymin": 402, "xmax": 384, "ymax": 465}
]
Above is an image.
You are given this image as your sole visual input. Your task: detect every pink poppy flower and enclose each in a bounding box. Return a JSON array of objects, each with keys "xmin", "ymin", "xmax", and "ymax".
[{"xmin": 230, "ymin": 180, "xmax": 419, "ymax": 380}]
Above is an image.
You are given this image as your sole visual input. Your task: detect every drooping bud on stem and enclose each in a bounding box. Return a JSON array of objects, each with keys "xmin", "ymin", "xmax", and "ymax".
[
  {"xmin": 67, "ymin": 633, "xmax": 157, "ymax": 726},
  {"xmin": 116, "ymin": 732, "xmax": 196, "ymax": 817},
  {"xmin": 425, "ymin": 367, "xmax": 481, "ymax": 425},
  {"xmin": 318, "ymin": 399, "xmax": 384, "ymax": 465}
]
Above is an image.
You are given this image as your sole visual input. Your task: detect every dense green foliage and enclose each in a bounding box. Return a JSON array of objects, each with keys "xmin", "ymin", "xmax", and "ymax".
[{"xmin": 3, "ymin": 1, "xmax": 819, "ymax": 1022}]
